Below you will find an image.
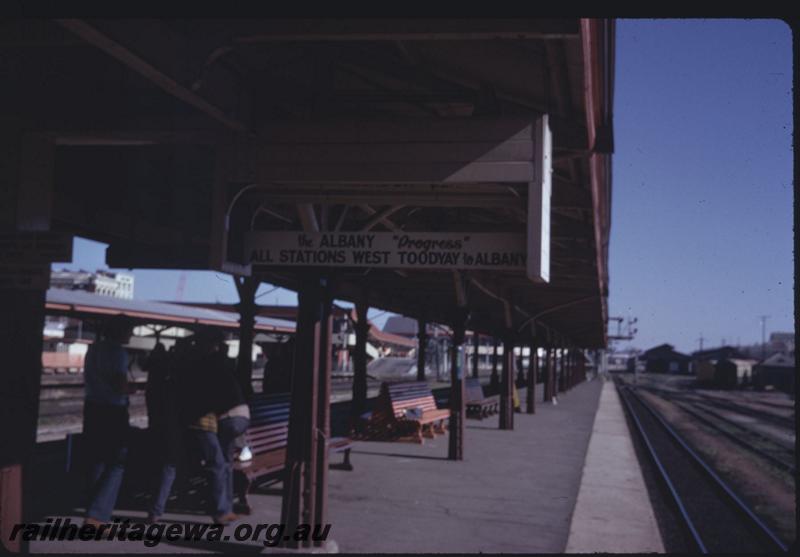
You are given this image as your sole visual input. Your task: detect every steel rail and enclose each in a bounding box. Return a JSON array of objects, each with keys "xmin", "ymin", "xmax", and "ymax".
[
  {"xmin": 623, "ymin": 383, "xmax": 788, "ymax": 553},
  {"xmin": 636, "ymin": 384, "xmax": 795, "ymax": 474},
  {"xmin": 614, "ymin": 379, "xmax": 707, "ymax": 553},
  {"xmin": 640, "ymin": 384, "xmax": 794, "ymax": 429},
  {"xmin": 671, "ymin": 401, "xmax": 796, "ymax": 475}
]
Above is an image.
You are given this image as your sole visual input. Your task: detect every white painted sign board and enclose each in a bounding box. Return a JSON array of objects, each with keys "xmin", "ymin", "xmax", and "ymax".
[
  {"xmin": 245, "ymin": 231, "xmax": 526, "ymax": 271},
  {"xmin": 527, "ymin": 115, "xmax": 552, "ymax": 283}
]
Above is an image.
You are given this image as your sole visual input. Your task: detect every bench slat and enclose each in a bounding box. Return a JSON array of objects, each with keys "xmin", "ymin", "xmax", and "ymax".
[{"xmin": 380, "ymin": 381, "xmax": 451, "ymax": 429}]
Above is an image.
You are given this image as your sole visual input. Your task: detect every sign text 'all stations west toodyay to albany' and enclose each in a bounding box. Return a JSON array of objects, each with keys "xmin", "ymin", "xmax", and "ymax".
[{"xmin": 244, "ymin": 231, "xmax": 526, "ymax": 271}]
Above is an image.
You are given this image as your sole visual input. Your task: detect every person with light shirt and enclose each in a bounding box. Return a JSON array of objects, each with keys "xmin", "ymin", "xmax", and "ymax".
[{"xmin": 82, "ymin": 316, "xmax": 135, "ymax": 526}]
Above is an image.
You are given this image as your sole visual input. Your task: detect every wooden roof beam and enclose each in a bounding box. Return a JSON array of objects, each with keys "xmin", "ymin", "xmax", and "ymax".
[
  {"xmin": 232, "ymin": 19, "xmax": 580, "ymax": 43},
  {"xmin": 56, "ymin": 19, "xmax": 250, "ymax": 134}
]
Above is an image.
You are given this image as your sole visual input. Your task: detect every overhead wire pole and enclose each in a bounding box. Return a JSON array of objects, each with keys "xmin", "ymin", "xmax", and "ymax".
[{"xmin": 758, "ymin": 315, "xmax": 769, "ymax": 361}]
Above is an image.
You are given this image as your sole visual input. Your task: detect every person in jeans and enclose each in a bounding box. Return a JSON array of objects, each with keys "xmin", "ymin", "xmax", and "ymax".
[
  {"xmin": 213, "ymin": 351, "xmax": 250, "ymax": 519},
  {"xmin": 181, "ymin": 328, "xmax": 249, "ymax": 524},
  {"xmin": 144, "ymin": 339, "xmax": 186, "ymax": 523},
  {"xmin": 82, "ymin": 316, "xmax": 134, "ymax": 526}
]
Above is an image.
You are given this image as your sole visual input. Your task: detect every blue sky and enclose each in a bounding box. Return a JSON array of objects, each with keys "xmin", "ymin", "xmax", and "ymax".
[
  {"xmin": 609, "ymin": 19, "xmax": 793, "ymax": 353},
  {"xmin": 59, "ymin": 20, "xmax": 794, "ymax": 352}
]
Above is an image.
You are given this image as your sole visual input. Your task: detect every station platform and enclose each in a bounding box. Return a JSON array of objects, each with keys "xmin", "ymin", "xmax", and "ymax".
[
  {"xmin": 565, "ymin": 380, "xmax": 664, "ymax": 553},
  {"xmin": 29, "ymin": 376, "xmax": 664, "ymax": 553}
]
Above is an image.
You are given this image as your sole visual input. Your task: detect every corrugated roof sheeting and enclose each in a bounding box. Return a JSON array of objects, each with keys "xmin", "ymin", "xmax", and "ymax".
[{"xmin": 45, "ymin": 289, "xmax": 295, "ymax": 333}]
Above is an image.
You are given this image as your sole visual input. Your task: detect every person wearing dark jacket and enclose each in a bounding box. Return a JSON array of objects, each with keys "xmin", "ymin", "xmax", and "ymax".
[
  {"xmin": 180, "ymin": 328, "xmax": 250, "ymax": 524},
  {"xmin": 144, "ymin": 340, "xmax": 185, "ymax": 523}
]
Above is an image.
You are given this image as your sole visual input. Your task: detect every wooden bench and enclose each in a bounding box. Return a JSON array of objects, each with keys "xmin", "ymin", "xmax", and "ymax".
[
  {"xmin": 367, "ymin": 381, "xmax": 450, "ymax": 443},
  {"xmin": 233, "ymin": 392, "xmax": 353, "ymax": 513},
  {"xmin": 465, "ymin": 378, "xmax": 500, "ymax": 419}
]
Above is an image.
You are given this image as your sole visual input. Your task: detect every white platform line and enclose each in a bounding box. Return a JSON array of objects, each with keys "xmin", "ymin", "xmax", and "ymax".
[{"xmin": 565, "ymin": 380, "xmax": 665, "ymax": 553}]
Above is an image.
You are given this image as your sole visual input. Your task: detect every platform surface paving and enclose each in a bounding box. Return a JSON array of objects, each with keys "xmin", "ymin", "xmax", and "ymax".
[
  {"xmin": 27, "ymin": 377, "xmax": 665, "ymax": 553},
  {"xmin": 566, "ymin": 380, "xmax": 664, "ymax": 553}
]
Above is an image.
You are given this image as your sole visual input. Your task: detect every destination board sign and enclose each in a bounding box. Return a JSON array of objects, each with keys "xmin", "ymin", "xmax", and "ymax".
[
  {"xmin": 245, "ymin": 231, "xmax": 526, "ymax": 271},
  {"xmin": 526, "ymin": 114, "xmax": 551, "ymax": 283}
]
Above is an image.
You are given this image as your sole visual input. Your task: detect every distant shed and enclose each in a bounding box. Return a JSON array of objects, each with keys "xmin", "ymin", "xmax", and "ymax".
[
  {"xmin": 753, "ymin": 352, "xmax": 795, "ymax": 394},
  {"xmin": 690, "ymin": 346, "xmax": 749, "ymax": 383},
  {"xmin": 641, "ymin": 344, "xmax": 691, "ymax": 374},
  {"xmin": 694, "ymin": 360, "xmax": 716, "ymax": 383},
  {"xmin": 714, "ymin": 358, "xmax": 757, "ymax": 389}
]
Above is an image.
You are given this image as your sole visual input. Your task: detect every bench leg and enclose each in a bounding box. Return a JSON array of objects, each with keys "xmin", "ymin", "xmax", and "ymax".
[
  {"xmin": 434, "ymin": 420, "xmax": 446, "ymax": 434},
  {"xmin": 328, "ymin": 449, "xmax": 353, "ymax": 471},
  {"xmin": 235, "ymin": 474, "xmax": 253, "ymax": 515},
  {"xmin": 415, "ymin": 424, "xmax": 425, "ymax": 444}
]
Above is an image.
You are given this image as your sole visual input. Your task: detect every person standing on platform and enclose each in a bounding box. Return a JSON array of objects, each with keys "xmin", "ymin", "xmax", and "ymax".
[
  {"xmin": 262, "ymin": 339, "xmax": 294, "ymax": 394},
  {"xmin": 82, "ymin": 316, "xmax": 135, "ymax": 526},
  {"xmin": 181, "ymin": 328, "xmax": 248, "ymax": 524},
  {"xmin": 213, "ymin": 342, "xmax": 251, "ymax": 518},
  {"xmin": 144, "ymin": 340, "xmax": 184, "ymax": 523},
  {"xmin": 144, "ymin": 342, "xmax": 169, "ymax": 428}
]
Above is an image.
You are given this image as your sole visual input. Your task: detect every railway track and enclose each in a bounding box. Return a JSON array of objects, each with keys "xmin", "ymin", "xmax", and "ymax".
[
  {"xmin": 615, "ymin": 379, "xmax": 789, "ymax": 553},
  {"xmin": 670, "ymin": 399, "xmax": 796, "ymax": 475},
  {"xmin": 637, "ymin": 383, "xmax": 795, "ymax": 429},
  {"xmin": 632, "ymin": 384, "xmax": 796, "ymax": 474}
]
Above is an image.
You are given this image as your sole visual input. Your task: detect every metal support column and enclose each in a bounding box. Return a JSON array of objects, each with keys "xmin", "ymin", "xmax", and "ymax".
[
  {"xmin": 351, "ymin": 298, "xmax": 369, "ymax": 425},
  {"xmin": 569, "ymin": 348, "xmax": 576, "ymax": 389},
  {"xmin": 416, "ymin": 318, "xmax": 427, "ymax": 382},
  {"xmin": 490, "ymin": 337, "xmax": 500, "ymax": 391},
  {"xmin": 499, "ymin": 334, "xmax": 515, "ymax": 430},
  {"xmin": 234, "ymin": 275, "xmax": 259, "ymax": 398},
  {"xmin": 542, "ymin": 347, "xmax": 550, "ymax": 402},
  {"xmin": 448, "ymin": 313, "xmax": 467, "ymax": 460},
  {"xmin": 281, "ymin": 276, "xmax": 329, "ymax": 548},
  {"xmin": 526, "ymin": 340, "xmax": 537, "ymax": 414},
  {"xmin": 313, "ymin": 290, "xmax": 333, "ymax": 547},
  {"xmin": 565, "ymin": 348, "xmax": 571, "ymax": 389},
  {"xmin": 0, "ymin": 131, "xmax": 54, "ymax": 553},
  {"xmin": 471, "ymin": 331, "xmax": 480, "ymax": 378},
  {"xmin": 0, "ymin": 287, "xmax": 47, "ymax": 553}
]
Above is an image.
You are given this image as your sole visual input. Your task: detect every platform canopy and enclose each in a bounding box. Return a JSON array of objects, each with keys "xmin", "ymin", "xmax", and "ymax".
[{"xmin": 1, "ymin": 18, "xmax": 614, "ymax": 347}]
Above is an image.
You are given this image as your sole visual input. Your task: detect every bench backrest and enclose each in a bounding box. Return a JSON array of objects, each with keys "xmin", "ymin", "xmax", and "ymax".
[
  {"xmin": 383, "ymin": 381, "xmax": 438, "ymax": 418},
  {"xmin": 464, "ymin": 377, "xmax": 486, "ymax": 402},
  {"xmin": 245, "ymin": 392, "xmax": 291, "ymax": 455}
]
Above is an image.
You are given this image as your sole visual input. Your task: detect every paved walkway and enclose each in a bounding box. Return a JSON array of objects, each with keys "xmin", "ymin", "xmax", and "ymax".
[
  {"xmin": 565, "ymin": 380, "xmax": 664, "ymax": 553},
  {"xmin": 27, "ymin": 376, "xmax": 658, "ymax": 553},
  {"xmin": 320, "ymin": 379, "xmax": 603, "ymax": 553}
]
